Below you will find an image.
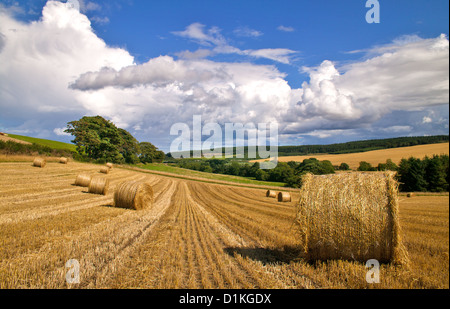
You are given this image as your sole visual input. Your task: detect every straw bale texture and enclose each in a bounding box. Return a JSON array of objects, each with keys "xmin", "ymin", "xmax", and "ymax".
[
  {"xmin": 106, "ymin": 163, "xmax": 114, "ymax": 169},
  {"xmin": 59, "ymin": 157, "xmax": 69, "ymax": 164},
  {"xmin": 295, "ymin": 172, "xmax": 408, "ymax": 264},
  {"xmin": 74, "ymin": 174, "xmax": 92, "ymax": 187},
  {"xmin": 88, "ymin": 177, "xmax": 109, "ymax": 195},
  {"xmin": 114, "ymin": 181, "xmax": 154, "ymax": 210},
  {"xmin": 100, "ymin": 166, "xmax": 110, "ymax": 174},
  {"xmin": 33, "ymin": 157, "xmax": 46, "ymax": 168},
  {"xmin": 277, "ymin": 192, "xmax": 291, "ymax": 202},
  {"xmin": 266, "ymin": 190, "xmax": 277, "ymax": 198}
]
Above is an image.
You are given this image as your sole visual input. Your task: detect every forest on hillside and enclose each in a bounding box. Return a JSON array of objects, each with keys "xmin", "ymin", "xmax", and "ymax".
[
  {"xmin": 277, "ymin": 135, "xmax": 449, "ymax": 156},
  {"xmin": 169, "ymin": 135, "xmax": 449, "ymax": 159}
]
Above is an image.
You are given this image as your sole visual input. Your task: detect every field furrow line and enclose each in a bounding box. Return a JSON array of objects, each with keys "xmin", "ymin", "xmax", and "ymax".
[
  {"xmin": 0, "ymin": 196, "xmax": 111, "ymax": 225},
  {"xmin": 0, "ymin": 172, "xmax": 152, "ymax": 220},
  {"xmin": 188, "ymin": 186, "xmax": 260, "ymax": 246},
  {"xmin": 184, "ymin": 182, "xmax": 258, "ymax": 288},
  {"xmin": 106, "ymin": 183, "xmax": 200, "ymax": 289},
  {"xmin": 193, "ymin": 182, "xmax": 297, "ymax": 247},
  {"xmin": 208, "ymin": 185, "xmax": 296, "ymax": 223},
  {"xmin": 0, "ymin": 176, "xmax": 175, "ymax": 288},
  {"xmin": 70, "ymin": 178, "xmax": 175, "ymax": 287},
  {"xmin": 186, "ymin": 182, "xmax": 306, "ymax": 288}
]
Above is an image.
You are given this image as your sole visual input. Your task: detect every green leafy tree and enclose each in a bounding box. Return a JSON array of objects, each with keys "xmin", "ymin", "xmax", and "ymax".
[
  {"xmin": 377, "ymin": 159, "xmax": 398, "ymax": 171},
  {"xmin": 268, "ymin": 162, "xmax": 294, "ymax": 182},
  {"xmin": 296, "ymin": 158, "xmax": 335, "ymax": 175},
  {"xmin": 248, "ymin": 162, "xmax": 261, "ymax": 178},
  {"xmin": 441, "ymin": 154, "xmax": 450, "ymax": 188},
  {"xmin": 398, "ymin": 157, "xmax": 428, "ymax": 192},
  {"xmin": 424, "ymin": 155, "xmax": 448, "ymax": 192},
  {"xmin": 65, "ymin": 115, "xmax": 145, "ymax": 164},
  {"xmin": 358, "ymin": 161, "xmax": 376, "ymax": 171},
  {"xmin": 139, "ymin": 142, "xmax": 165, "ymax": 163},
  {"xmin": 319, "ymin": 160, "xmax": 335, "ymax": 174},
  {"xmin": 339, "ymin": 162, "xmax": 350, "ymax": 170},
  {"xmin": 118, "ymin": 128, "xmax": 141, "ymax": 164},
  {"xmin": 254, "ymin": 169, "xmax": 269, "ymax": 181},
  {"xmin": 226, "ymin": 161, "xmax": 242, "ymax": 176},
  {"xmin": 284, "ymin": 174, "xmax": 303, "ymax": 188}
]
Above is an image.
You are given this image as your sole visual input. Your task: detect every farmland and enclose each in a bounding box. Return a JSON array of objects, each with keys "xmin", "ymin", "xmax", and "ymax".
[
  {"xmin": 6, "ymin": 134, "xmax": 77, "ymax": 152},
  {"xmin": 0, "ymin": 160, "xmax": 448, "ymax": 289},
  {"xmin": 251, "ymin": 142, "xmax": 449, "ymax": 170}
]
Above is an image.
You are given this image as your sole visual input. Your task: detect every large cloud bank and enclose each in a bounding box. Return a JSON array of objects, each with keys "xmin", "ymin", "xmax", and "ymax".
[{"xmin": 0, "ymin": 1, "xmax": 448, "ymax": 149}]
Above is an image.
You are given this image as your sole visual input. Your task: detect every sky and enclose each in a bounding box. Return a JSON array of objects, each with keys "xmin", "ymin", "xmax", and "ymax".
[{"xmin": 0, "ymin": 0, "xmax": 448, "ymax": 152}]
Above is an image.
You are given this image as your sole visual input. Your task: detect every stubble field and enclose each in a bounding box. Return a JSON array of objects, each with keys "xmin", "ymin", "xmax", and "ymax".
[
  {"xmin": 0, "ymin": 161, "xmax": 448, "ymax": 289},
  {"xmin": 252, "ymin": 142, "xmax": 450, "ymax": 170}
]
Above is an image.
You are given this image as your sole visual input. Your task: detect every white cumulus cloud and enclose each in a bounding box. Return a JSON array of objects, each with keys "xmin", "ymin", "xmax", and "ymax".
[
  {"xmin": 285, "ymin": 34, "xmax": 449, "ymax": 135},
  {"xmin": 0, "ymin": 1, "xmax": 448, "ymax": 149}
]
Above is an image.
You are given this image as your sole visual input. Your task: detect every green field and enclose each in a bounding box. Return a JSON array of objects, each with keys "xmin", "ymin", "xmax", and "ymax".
[
  {"xmin": 134, "ymin": 163, "xmax": 286, "ymax": 187},
  {"xmin": 7, "ymin": 134, "xmax": 76, "ymax": 152}
]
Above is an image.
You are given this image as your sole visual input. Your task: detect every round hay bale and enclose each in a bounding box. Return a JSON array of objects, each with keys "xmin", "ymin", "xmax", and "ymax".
[
  {"xmin": 406, "ymin": 192, "xmax": 415, "ymax": 198},
  {"xmin": 295, "ymin": 172, "xmax": 408, "ymax": 265},
  {"xmin": 114, "ymin": 181, "xmax": 154, "ymax": 210},
  {"xmin": 277, "ymin": 192, "xmax": 291, "ymax": 202},
  {"xmin": 100, "ymin": 166, "xmax": 110, "ymax": 174},
  {"xmin": 106, "ymin": 163, "xmax": 113, "ymax": 169},
  {"xmin": 88, "ymin": 177, "xmax": 109, "ymax": 195},
  {"xmin": 266, "ymin": 190, "xmax": 277, "ymax": 198},
  {"xmin": 74, "ymin": 174, "xmax": 92, "ymax": 187},
  {"xmin": 59, "ymin": 157, "xmax": 69, "ymax": 164},
  {"xmin": 33, "ymin": 157, "xmax": 46, "ymax": 168}
]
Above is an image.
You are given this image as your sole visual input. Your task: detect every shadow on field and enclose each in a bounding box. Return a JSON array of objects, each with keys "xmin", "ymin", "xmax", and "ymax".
[{"xmin": 224, "ymin": 246, "xmax": 304, "ymax": 265}]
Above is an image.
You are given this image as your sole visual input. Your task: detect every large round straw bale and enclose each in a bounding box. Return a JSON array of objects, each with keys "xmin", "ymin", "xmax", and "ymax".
[
  {"xmin": 114, "ymin": 181, "xmax": 154, "ymax": 210},
  {"xmin": 88, "ymin": 177, "xmax": 109, "ymax": 195},
  {"xmin": 278, "ymin": 192, "xmax": 291, "ymax": 202},
  {"xmin": 406, "ymin": 192, "xmax": 415, "ymax": 198},
  {"xmin": 295, "ymin": 172, "xmax": 408, "ymax": 265},
  {"xmin": 59, "ymin": 157, "xmax": 69, "ymax": 164},
  {"xmin": 74, "ymin": 174, "xmax": 92, "ymax": 187},
  {"xmin": 106, "ymin": 163, "xmax": 113, "ymax": 169},
  {"xmin": 266, "ymin": 190, "xmax": 277, "ymax": 198},
  {"xmin": 100, "ymin": 166, "xmax": 110, "ymax": 174},
  {"xmin": 33, "ymin": 157, "xmax": 46, "ymax": 168}
]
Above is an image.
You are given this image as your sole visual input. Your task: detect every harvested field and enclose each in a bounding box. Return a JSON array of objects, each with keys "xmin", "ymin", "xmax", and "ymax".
[
  {"xmin": 0, "ymin": 161, "xmax": 448, "ymax": 289},
  {"xmin": 251, "ymin": 142, "xmax": 449, "ymax": 170}
]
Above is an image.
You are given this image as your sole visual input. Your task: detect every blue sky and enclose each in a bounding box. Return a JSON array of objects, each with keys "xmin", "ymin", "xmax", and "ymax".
[{"xmin": 0, "ymin": 0, "xmax": 448, "ymax": 151}]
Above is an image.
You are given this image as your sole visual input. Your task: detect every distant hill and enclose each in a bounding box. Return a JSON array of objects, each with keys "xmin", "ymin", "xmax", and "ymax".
[
  {"xmin": 276, "ymin": 135, "xmax": 449, "ymax": 157},
  {"xmin": 252, "ymin": 142, "xmax": 449, "ymax": 170},
  {"xmin": 170, "ymin": 135, "xmax": 449, "ymax": 159}
]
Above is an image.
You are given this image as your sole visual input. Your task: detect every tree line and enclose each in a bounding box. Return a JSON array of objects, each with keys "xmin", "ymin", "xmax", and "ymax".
[
  {"xmin": 176, "ymin": 158, "xmax": 335, "ymax": 188},
  {"xmin": 175, "ymin": 155, "xmax": 449, "ymax": 192},
  {"xmin": 168, "ymin": 135, "xmax": 448, "ymax": 159},
  {"xmin": 277, "ymin": 135, "xmax": 449, "ymax": 156},
  {"xmin": 356, "ymin": 155, "xmax": 449, "ymax": 192}
]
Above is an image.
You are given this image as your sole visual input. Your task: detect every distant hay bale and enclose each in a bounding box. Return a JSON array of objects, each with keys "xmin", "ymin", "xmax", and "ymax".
[
  {"xmin": 106, "ymin": 163, "xmax": 113, "ymax": 169},
  {"xmin": 100, "ymin": 166, "xmax": 110, "ymax": 174},
  {"xmin": 88, "ymin": 177, "xmax": 109, "ymax": 195},
  {"xmin": 33, "ymin": 157, "xmax": 46, "ymax": 168},
  {"xmin": 114, "ymin": 181, "xmax": 154, "ymax": 210},
  {"xmin": 406, "ymin": 192, "xmax": 415, "ymax": 198},
  {"xmin": 277, "ymin": 192, "xmax": 291, "ymax": 202},
  {"xmin": 295, "ymin": 172, "xmax": 408, "ymax": 265},
  {"xmin": 74, "ymin": 174, "xmax": 91, "ymax": 187},
  {"xmin": 59, "ymin": 157, "xmax": 69, "ymax": 164},
  {"xmin": 266, "ymin": 190, "xmax": 277, "ymax": 198}
]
